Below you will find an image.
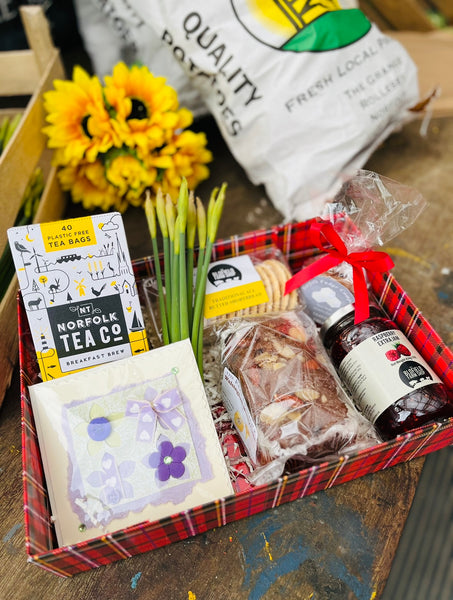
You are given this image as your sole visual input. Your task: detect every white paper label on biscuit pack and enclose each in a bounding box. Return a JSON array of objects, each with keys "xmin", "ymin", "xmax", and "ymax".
[
  {"xmin": 221, "ymin": 367, "xmax": 258, "ymax": 464},
  {"xmin": 204, "ymin": 255, "xmax": 268, "ymax": 319},
  {"xmin": 339, "ymin": 329, "xmax": 442, "ymax": 423}
]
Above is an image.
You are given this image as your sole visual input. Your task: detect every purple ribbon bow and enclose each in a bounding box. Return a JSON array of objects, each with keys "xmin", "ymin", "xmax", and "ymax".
[{"xmin": 127, "ymin": 386, "xmax": 184, "ymax": 443}]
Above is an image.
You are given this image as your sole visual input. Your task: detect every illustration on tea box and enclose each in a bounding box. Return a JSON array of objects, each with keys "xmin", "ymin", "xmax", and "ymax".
[{"xmin": 8, "ymin": 212, "xmax": 148, "ymax": 380}]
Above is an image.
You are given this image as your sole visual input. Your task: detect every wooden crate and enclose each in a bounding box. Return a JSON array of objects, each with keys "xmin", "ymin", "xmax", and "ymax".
[
  {"xmin": 389, "ymin": 29, "xmax": 453, "ymax": 118},
  {"xmin": 359, "ymin": 0, "xmax": 452, "ymax": 31},
  {"xmin": 0, "ymin": 6, "xmax": 66, "ymax": 406},
  {"xmin": 359, "ymin": 0, "xmax": 436, "ymax": 31},
  {"xmin": 358, "ymin": 1, "xmax": 453, "ymax": 117}
]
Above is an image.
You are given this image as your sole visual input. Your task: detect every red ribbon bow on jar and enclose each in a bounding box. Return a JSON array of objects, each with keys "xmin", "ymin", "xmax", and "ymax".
[{"xmin": 284, "ymin": 221, "xmax": 394, "ymax": 324}]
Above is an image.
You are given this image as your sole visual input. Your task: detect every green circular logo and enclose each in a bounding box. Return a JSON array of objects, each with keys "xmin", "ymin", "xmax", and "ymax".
[{"xmin": 230, "ymin": 1, "xmax": 371, "ymax": 52}]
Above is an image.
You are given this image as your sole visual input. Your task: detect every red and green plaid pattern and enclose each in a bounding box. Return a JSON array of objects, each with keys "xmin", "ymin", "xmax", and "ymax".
[{"xmin": 19, "ymin": 220, "xmax": 453, "ymax": 577}]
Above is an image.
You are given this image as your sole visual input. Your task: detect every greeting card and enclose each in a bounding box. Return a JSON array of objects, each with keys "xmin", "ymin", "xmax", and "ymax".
[
  {"xmin": 8, "ymin": 212, "xmax": 148, "ymax": 380},
  {"xmin": 29, "ymin": 339, "xmax": 234, "ymax": 547}
]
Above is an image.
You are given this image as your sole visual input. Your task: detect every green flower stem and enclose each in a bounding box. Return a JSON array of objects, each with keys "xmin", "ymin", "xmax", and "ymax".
[
  {"xmin": 207, "ymin": 186, "xmax": 218, "ymax": 231},
  {"xmin": 190, "ymin": 237, "xmax": 213, "ymax": 376},
  {"xmin": 165, "ymin": 195, "xmax": 176, "ymax": 268},
  {"xmin": 178, "ymin": 229, "xmax": 189, "ymax": 339},
  {"xmin": 191, "ymin": 197, "xmax": 207, "ymax": 363},
  {"xmin": 162, "ymin": 236, "xmax": 171, "ymax": 317},
  {"xmin": 152, "ymin": 236, "xmax": 169, "ymax": 345},
  {"xmin": 191, "ymin": 183, "xmax": 227, "ymax": 375},
  {"xmin": 208, "ymin": 183, "xmax": 227, "ymax": 242},
  {"xmin": 196, "ymin": 295, "xmax": 205, "ymax": 373},
  {"xmin": 144, "ymin": 181, "xmax": 226, "ymax": 378},
  {"xmin": 186, "ymin": 192, "xmax": 197, "ymax": 331},
  {"xmin": 144, "ymin": 191, "xmax": 157, "ymax": 239},
  {"xmin": 144, "ymin": 193, "xmax": 169, "ymax": 345},
  {"xmin": 156, "ymin": 189, "xmax": 171, "ymax": 319},
  {"xmin": 165, "ymin": 195, "xmax": 176, "ymax": 332},
  {"xmin": 170, "ymin": 221, "xmax": 181, "ymax": 343},
  {"xmin": 177, "ymin": 178, "xmax": 188, "ymax": 230},
  {"xmin": 193, "ymin": 197, "xmax": 206, "ymax": 302},
  {"xmin": 186, "ymin": 248, "xmax": 194, "ymax": 334},
  {"xmin": 177, "ymin": 180, "xmax": 189, "ymax": 340}
]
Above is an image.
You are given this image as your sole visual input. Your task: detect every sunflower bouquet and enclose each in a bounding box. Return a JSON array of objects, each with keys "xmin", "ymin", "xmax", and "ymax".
[{"xmin": 43, "ymin": 62, "xmax": 212, "ymax": 212}]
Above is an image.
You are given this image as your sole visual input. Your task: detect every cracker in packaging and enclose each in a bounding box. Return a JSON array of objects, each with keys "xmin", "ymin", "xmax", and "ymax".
[{"xmin": 205, "ymin": 247, "xmax": 299, "ymax": 322}]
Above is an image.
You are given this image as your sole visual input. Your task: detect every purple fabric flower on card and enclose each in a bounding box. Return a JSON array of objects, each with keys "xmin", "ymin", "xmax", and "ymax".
[
  {"xmin": 147, "ymin": 440, "xmax": 187, "ymax": 482},
  {"xmin": 74, "ymin": 403, "xmax": 122, "ymax": 456},
  {"xmin": 87, "ymin": 452, "xmax": 135, "ymax": 506},
  {"xmin": 87, "ymin": 417, "xmax": 111, "ymax": 441}
]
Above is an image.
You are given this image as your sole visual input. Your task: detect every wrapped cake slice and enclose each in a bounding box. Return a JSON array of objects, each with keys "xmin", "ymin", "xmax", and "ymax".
[{"xmin": 219, "ymin": 310, "xmax": 379, "ymax": 485}]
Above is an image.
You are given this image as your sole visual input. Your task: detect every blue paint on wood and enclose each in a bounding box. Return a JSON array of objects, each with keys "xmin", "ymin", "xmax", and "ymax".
[
  {"xmin": 236, "ymin": 492, "xmax": 375, "ymax": 600},
  {"xmin": 2, "ymin": 523, "xmax": 22, "ymax": 544},
  {"xmin": 131, "ymin": 571, "xmax": 142, "ymax": 590},
  {"xmin": 249, "ymin": 549, "xmax": 309, "ymax": 600}
]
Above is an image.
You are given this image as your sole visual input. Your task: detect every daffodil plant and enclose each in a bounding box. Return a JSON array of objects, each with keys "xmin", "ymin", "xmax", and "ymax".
[{"xmin": 145, "ymin": 179, "xmax": 227, "ymax": 377}]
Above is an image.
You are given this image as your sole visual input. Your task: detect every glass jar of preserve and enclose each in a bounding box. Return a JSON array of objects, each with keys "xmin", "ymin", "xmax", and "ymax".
[{"xmin": 321, "ymin": 303, "xmax": 453, "ymax": 440}]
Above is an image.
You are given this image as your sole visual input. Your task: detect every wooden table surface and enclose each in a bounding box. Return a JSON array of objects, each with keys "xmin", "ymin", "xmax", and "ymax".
[{"xmin": 1, "ymin": 115, "xmax": 452, "ymax": 600}]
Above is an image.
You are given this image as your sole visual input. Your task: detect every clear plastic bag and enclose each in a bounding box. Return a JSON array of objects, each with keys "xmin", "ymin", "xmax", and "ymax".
[
  {"xmin": 291, "ymin": 169, "xmax": 428, "ymax": 324},
  {"xmin": 218, "ymin": 310, "xmax": 380, "ymax": 485},
  {"xmin": 323, "ymin": 169, "xmax": 427, "ymax": 251}
]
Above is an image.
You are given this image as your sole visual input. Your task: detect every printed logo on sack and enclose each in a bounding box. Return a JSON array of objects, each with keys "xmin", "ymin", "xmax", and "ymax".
[{"xmin": 230, "ymin": 0, "xmax": 371, "ymax": 52}]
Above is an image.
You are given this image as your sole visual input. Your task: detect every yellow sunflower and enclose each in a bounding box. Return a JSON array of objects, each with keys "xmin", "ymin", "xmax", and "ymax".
[
  {"xmin": 103, "ymin": 62, "xmax": 193, "ymax": 153},
  {"xmin": 43, "ymin": 66, "xmax": 120, "ymax": 165},
  {"xmin": 58, "ymin": 159, "xmax": 128, "ymax": 212},
  {"xmin": 104, "ymin": 147, "xmax": 157, "ymax": 206},
  {"xmin": 44, "ymin": 61, "xmax": 212, "ymax": 211},
  {"xmin": 157, "ymin": 130, "xmax": 213, "ymax": 200}
]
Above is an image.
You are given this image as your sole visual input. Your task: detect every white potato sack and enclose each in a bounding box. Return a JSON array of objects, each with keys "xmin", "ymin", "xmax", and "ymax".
[
  {"xmin": 135, "ymin": 2, "xmax": 419, "ymax": 220},
  {"xmin": 72, "ymin": 0, "xmax": 208, "ymax": 116}
]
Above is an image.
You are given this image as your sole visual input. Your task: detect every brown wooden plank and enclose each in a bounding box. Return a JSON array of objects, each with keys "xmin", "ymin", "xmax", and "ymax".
[
  {"xmin": 0, "ymin": 51, "xmax": 41, "ymax": 96},
  {"xmin": 0, "ymin": 172, "xmax": 65, "ymax": 407},
  {"xmin": 34, "ymin": 166, "xmax": 66, "ymax": 225},
  {"xmin": 0, "ymin": 280, "xmax": 19, "ymax": 402},
  {"xmin": 0, "ymin": 48, "xmax": 64, "ymax": 253},
  {"xmin": 390, "ymin": 30, "xmax": 453, "ymax": 117},
  {"xmin": 20, "ymin": 5, "xmax": 57, "ymax": 75},
  {"xmin": 429, "ymin": 0, "xmax": 453, "ymax": 21},
  {"xmin": 359, "ymin": 0, "xmax": 394, "ymax": 29},
  {"xmin": 0, "ymin": 108, "xmax": 23, "ymax": 120},
  {"xmin": 360, "ymin": 0, "xmax": 436, "ymax": 30},
  {"xmin": 0, "ymin": 6, "xmax": 66, "ymax": 403}
]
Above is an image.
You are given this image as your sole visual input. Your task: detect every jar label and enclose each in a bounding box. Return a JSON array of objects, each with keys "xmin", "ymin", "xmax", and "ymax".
[
  {"xmin": 302, "ymin": 276, "xmax": 354, "ymax": 325},
  {"xmin": 338, "ymin": 329, "xmax": 443, "ymax": 423}
]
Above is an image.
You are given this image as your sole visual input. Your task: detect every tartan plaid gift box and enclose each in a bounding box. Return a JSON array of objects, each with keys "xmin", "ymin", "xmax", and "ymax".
[{"xmin": 19, "ymin": 219, "xmax": 453, "ymax": 577}]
